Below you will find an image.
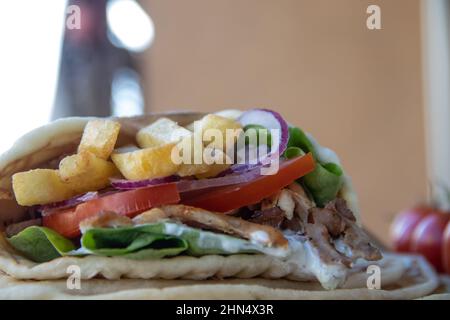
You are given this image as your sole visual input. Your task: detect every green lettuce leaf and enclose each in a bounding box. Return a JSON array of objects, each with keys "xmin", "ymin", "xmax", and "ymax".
[
  {"xmin": 159, "ymin": 222, "xmax": 261, "ymax": 256},
  {"xmin": 81, "ymin": 226, "xmax": 187, "ymax": 259},
  {"xmin": 286, "ymin": 126, "xmax": 344, "ymax": 206},
  {"xmin": 82, "ymin": 223, "xmax": 263, "ymax": 257},
  {"xmin": 287, "ymin": 127, "xmax": 315, "ymax": 157},
  {"xmin": 283, "ymin": 146, "xmax": 305, "ymax": 159},
  {"xmin": 7, "ymin": 226, "xmax": 75, "ymax": 263},
  {"xmin": 8, "ymin": 221, "xmax": 286, "ymax": 263},
  {"xmin": 302, "ymin": 162, "xmax": 344, "ymax": 207}
]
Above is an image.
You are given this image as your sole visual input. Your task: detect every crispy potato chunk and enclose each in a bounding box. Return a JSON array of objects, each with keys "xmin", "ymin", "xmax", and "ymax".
[
  {"xmin": 111, "ymin": 143, "xmax": 180, "ymax": 180},
  {"xmin": 177, "ymin": 163, "xmax": 210, "ymax": 177},
  {"xmin": 78, "ymin": 119, "xmax": 121, "ymax": 159},
  {"xmin": 195, "ymin": 163, "xmax": 230, "ymax": 179},
  {"xmin": 181, "ymin": 162, "xmax": 230, "ymax": 179},
  {"xmin": 174, "ymin": 116, "xmax": 238, "ymax": 177},
  {"xmin": 179, "ymin": 114, "xmax": 242, "ymax": 154},
  {"xmin": 177, "ymin": 147, "xmax": 231, "ymax": 178},
  {"xmin": 136, "ymin": 117, "xmax": 191, "ymax": 148},
  {"xmin": 59, "ymin": 151, "xmax": 119, "ymax": 194},
  {"xmin": 214, "ymin": 109, "xmax": 243, "ymax": 120},
  {"xmin": 12, "ymin": 169, "xmax": 77, "ymax": 206},
  {"xmin": 195, "ymin": 114, "xmax": 243, "ymax": 151}
]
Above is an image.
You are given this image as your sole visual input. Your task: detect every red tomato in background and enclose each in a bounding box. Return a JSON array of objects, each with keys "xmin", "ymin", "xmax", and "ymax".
[
  {"xmin": 391, "ymin": 206, "xmax": 450, "ymax": 273},
  {"xmin": 410, "ymin": 212, "xmax": 449, "ymax": 273},
  {"xmin": 390, "ymin": 207, "xmax": 430, "ymax": 252},
  {"xmin": 443, "ymin": 223, "xmax": 450, "ymax": 274}
]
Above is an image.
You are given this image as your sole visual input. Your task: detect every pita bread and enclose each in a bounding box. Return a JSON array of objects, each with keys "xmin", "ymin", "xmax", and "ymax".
[
  {"xmin": 0, "ymin": 253, "xmax": 438, "ymax": 299},
  {"xmin": 0, "ymin": 111, "xmax": 439, "ymax": 299}
]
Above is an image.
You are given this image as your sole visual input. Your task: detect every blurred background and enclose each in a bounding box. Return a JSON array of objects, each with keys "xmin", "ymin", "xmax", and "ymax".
[{"xmin": 0, "ymin": 0, "xmax": 449, "ymax": 244}]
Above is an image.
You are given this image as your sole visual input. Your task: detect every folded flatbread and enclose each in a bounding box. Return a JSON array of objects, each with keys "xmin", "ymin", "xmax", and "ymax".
[{"xmin": 0, "ymin": 111, "xmax": 440, "ymax": 299}]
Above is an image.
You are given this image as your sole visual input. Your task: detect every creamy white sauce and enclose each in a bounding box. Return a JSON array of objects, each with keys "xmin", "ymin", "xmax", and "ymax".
[
  {"xmin": 160, "ymin": 222, "xmax": 289, "ymax": 258},
  {"xmin": 137, "ymin": 222, "xmax": 349, "ymax": 288},
  {"xmin": 77, "ymin": 219, "xmax": 349, "ymax": 289},
  {"xmin": 282, "ymin": 231, "xmax": 348, "ymax": 290},
  {"xmin": 334, "ymin": 238, "xmax": 354, "ymax": 258},
  {"xmin": 163, "ymin": 221, "xmax": 185, "ymax": 236},
  {"xmin": 69, "ymin": 247, "xmax": 93, "ymax": 255},
  {"xmin": 250, "ymin": 231, "xmax": 270, "ymax": 244}
]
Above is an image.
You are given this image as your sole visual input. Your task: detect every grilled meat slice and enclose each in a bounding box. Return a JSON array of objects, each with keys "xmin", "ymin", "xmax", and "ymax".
[
  {"xmin": 248, "ymin": 207, "xmax": 285, "ymax": 228},
  {"xmin": 308, "ymin": 207, "xmax": 346, "ymax": 237},
  {"xmin": 326, "ymin": 198, "xmax": 356, "ymax": 222},
  {"xmin": 134, "ymin": 205, "xmax": 289, "ymax": 249},
  {"xmin": 254, "ymin": 183, "xmax": 382, "ymax": 265},
  {"xmin": 304, "ymin": 222, "xmax": 352, "ymax": 267}
]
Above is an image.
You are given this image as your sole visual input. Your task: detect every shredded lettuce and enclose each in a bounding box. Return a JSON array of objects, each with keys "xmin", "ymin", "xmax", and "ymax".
[{"xmin": 286, "ymin": 126, "xmax": 343, "ymax": 206}]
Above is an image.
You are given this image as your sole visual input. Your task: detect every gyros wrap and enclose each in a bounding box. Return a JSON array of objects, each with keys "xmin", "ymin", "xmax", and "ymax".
[{"xmin": 0, "ymin": 110, "xmax": 439, "ymax": 299}]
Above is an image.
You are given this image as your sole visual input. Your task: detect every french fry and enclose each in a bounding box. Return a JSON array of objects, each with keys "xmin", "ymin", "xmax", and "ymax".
[
  {"xmin": 178, "ymin": 147, "xmax": 231, "ymax": 178},
  {"xmin": 192, "ymin": 162, "xmax": 230, "ymax": 179},
  {"xmin": 136, "ymin": 117, "xmax": 191, "ymax": 148},
  {"xmin": 174, "ymin": 117, "xmax": 238, "ymax": 177},
  {"xmin": 12, "ymin": 169, "xmax": 77, "ymax": 206},
  {"xmin": 214, "ymin": 109, "xmax": 243, "ymax": 120},
  {"xmin": 195, "ymin": 114, "xmax": 243, "ymax": 151},
  {"xmin": 177, "ymin": 164, "xmax": 210, "ymax": 177},
  {"xmin": 59, "ymin": 151, "xmax": 119, "ymax": 194},
  {"xmin": 111, "ymin": 143, "xmax": 180, "ymax": 180},
  {"xmin": 78, "ymin": 119, "xmax": 121, "ymax": 159},
  {"xmin": 178, "ymin": 163, "xmax": 232, "ymax": 177}
]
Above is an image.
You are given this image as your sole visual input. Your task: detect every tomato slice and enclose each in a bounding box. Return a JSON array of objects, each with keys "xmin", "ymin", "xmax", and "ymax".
[
  {"xmin": 43, "ymin": 183, "xmax": 180, "ymax": 238},
  {"xmin": 183, "ymin": 153, "xmax": 315, "ymax": 212}
]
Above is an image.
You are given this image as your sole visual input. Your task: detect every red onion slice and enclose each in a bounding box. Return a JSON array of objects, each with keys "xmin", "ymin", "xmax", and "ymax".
[
  {"xmin": 238, "ymin": 108, "xmax": 289, "ymax": 159},
  {"xmin": 177, "ymin": 167, "xmax": 262, "ymax": 193},
  {"xmin": 110, "ymin": 175, "xmax": 180, "ymax": 190},
  {"xmin": 38, "ymin": 192, "xmax": 99, "ymax": 216}
]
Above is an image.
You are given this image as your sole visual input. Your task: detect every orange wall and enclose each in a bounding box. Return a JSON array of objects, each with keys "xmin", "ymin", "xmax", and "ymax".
[{"xmin": 140, "ymin": 0, "xmax": 427, "ymax": 244}]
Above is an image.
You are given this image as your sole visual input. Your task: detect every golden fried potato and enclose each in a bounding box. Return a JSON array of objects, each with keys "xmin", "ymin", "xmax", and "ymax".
[
  {"xmin": 78, "ymin": 119, "xmax": 121, "ymax": 159},
  {"xmin": 176, "ymin": 146, "xmax": 231, "ymax": 178},
  {"xmin": 111, "ymin": 143, "xmax": 180, "ymax": 180},
  {"xmin": 177, "ymin": 163, "xmax": 210, "ymax": 177},
  {"xmin": 195, "ymin": 114, "xmax": 243, "ymax": 151},
  {"xmin": 214, "ymin": 109, "xmax": 243, "ymax": 120},
  {"xmin": 194, "ymin": 163, "xmax": 230, "ymax": 179},
  {"xmin": 12, "ymin": 169, "xmax": 77, "ymax": 206},
  {"xmin": 136, "ymin": 117, "xmax": 191, "ymax": 148},
  {"xmin": 178, "ymin": 159, "xmax": 231, "ymax": 178},
  {"xmin": 59, "ymin": 151, "xmax": 119, "ymax": 194}
]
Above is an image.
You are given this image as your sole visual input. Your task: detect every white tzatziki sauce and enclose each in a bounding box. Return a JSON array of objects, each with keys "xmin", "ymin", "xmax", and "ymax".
[
  {"xmin": 282, "ymin": 231, "xmax": 348, "ymax": 290},
  {"xmin": 163, "ymin": 222, "xmax": 349, "ymax": 288},
  {"xmin": 161, "ymin": 222, "xmax": 289, "ymax": 258}
]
